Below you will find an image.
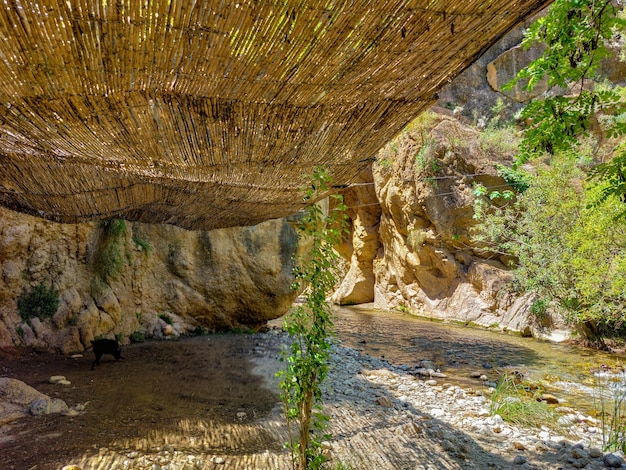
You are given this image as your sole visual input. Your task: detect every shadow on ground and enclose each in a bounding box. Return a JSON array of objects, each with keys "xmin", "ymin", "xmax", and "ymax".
[{"xmin": 0, "ymin": 326, "xmax": 563, "ymax": 470}]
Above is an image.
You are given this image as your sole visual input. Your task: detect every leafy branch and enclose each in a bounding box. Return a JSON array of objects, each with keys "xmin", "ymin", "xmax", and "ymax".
[
  {"xmin": 278, "ymin": 166, "xmax": 348, "ymax": 470},
  {"xmin": 506, "ymin": 0, "xmax": 626, "ymax": 164}
]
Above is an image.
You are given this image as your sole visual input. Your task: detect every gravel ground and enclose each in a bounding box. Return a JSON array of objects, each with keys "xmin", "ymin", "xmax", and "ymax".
[{"xmin": 2, "ymin": 329, "xmax": 625, "ymax": 470}]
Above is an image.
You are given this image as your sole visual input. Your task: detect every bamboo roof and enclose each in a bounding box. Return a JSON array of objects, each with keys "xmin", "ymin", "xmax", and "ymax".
[{"xmin": 0, "ymin": 0, "xmax": 550, "ymax": 230}]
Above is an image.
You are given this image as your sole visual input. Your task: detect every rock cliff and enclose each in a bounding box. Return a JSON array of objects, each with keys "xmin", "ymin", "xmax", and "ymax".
[
  {"xmin": 0, "ymin": 211, "xmax": 299, "ymax": 352},
  {"xmin": 333, "ymin": 112, "xmax": 565, "ymax": 339}
]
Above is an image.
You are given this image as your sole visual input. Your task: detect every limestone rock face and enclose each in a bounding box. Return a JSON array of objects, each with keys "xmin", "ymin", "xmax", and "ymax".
[
  {"xmin": 438, "ymin": 8, "xmax": 626, "ymax": 127},
  {"xmin": 486, "ymin": 45, "xmax": 549, "ymax": 103},
  {"xmin": 436, "ymin": 13, "xmax": 540, "ymax": 123},
  {"xmin": 331, "ymin": 168, "xmax": 381, "ymax": 305},
  {"xmin": 334, "ymin": 113, "xmax": 557, "ymax": 338},
  {"xmin": 0, "ymin": 210, "xmax": 298, "ymax": 351}
]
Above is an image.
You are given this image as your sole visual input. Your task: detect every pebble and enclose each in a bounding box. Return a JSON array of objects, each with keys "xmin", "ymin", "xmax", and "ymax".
[
  {"xmin": 30, "ymin": 397, "xmax": 69, "ymax": 415},
  {"xmin": 49, "ymin": 375, "xmax": 67, "ymax": 384},
  {"xmin": 603, "ymin": 453, "xmax": 625, "ymax": 468},
  {"xmin": 588, "ymin": 447, "xmax": 603, "ymax": 458},
  {"xmin": 323, "ymin": 342, "xmax": 619, "ymax": 469},
  {"xmin": 429, "ymin": 408, "xmax": 445, "ymax": 418},
  {"xmin": 512, "ymin": 441, "xmax": 527, "ymax": 450},
  {"xmin": 570, "ymin": 447, "xmax": 589, "ymax": 459},
  {"xmin": 376, "ymin": 396, "xmax": 393, "ymax": 407},
  {"xmin": 557, "ymin": 414, "xmax": 577, "ymax": 427},
  {"xmin": 53, "ymin": 334, "xmax": 626, "ymax": 470},
  {"xmin": 540, "ymin": 393, "xmax": 559, "ymax": 404}
]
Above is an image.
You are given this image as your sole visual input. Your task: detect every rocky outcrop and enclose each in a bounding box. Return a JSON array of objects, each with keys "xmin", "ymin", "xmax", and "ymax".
[
  {"xmin": 333, "ymin": 113, "xmax": 565, "ymax": 339},
  {"xmin": 437, "ymin": 7, "xmax": 625, "ymax": 126},
  {"xmin": 331, "ymin": 168, "xmax": 381, "ymax": 305},
  {"xmin": 0, "ymin": 211, "xmax": 299, "ymax": 352},
  {"xmin": 0, "ymin": 377, "xmax": 75, "ymax": 424},
  {"xmin": 486, "ymin": 45, "xmax": 549, "ymax": 102}
]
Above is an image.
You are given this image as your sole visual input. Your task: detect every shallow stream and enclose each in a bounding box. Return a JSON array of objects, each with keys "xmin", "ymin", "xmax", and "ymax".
[{"xmin": 332, "ymin": 304, "xmax": 626, "ymax": 413}]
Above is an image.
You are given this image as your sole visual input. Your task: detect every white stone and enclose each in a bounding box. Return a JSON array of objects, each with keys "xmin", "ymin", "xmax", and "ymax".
[{"xmin": 429, "ymin": 408, "xmax": 445, "ymax": 418}]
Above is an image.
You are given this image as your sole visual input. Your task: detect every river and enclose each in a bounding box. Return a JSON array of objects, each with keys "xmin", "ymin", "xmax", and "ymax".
[{"xmin": 331, "ymin": 304, "xmax": 626, "ymax": 413}]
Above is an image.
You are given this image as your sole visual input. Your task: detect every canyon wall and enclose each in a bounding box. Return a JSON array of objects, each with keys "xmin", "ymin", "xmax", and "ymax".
[
  {"xmin": 0, "ymin": 212, "xmax": 299, "ymax": 352},
  {"xmin": 333, "ymin": 112, "xmax": 567, "ymax": 341}
]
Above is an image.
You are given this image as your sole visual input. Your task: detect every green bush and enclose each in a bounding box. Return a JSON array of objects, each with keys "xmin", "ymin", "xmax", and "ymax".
[
  {"xmin": 17, "ymin": 283, "xmax": 60, "ymax": 321},
  {"xmin": 130, "ymin": 331, "xmax": 146, "ymax": 343},
  {"xmin": 158, "ymin": 312, "xmax": 173, "ymax": 325}
]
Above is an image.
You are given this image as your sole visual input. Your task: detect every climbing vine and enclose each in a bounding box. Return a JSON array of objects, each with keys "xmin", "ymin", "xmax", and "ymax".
[{"xmin": 278, "ymin": 167, "xmax": 347, "ymax": 470}]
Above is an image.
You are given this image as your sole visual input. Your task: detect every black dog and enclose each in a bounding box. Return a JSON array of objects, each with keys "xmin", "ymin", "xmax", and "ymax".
[{"xmin": 91, "ymin": 338, "xmax": 123, "ymax": 370}]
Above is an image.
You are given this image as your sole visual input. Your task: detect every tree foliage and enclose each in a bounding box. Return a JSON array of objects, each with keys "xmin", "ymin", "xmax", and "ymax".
[
  {"xmin": 508, "ymin": 0, "xmax": 626, "ymax": 213},
  {"xmin": 472, "ymin": 0, "xmax": 626, "ymax": 339},
  {"xmin": 278, "ymin": 167, "xmax": 347, "ymax": 470},
  {"xmin": 473, "ymin": 155, "xmax": 626, "ymax": 337}
]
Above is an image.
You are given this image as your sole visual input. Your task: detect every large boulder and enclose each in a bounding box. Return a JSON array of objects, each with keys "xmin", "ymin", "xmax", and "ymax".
[
  {"xmin": 0, "ymin": 377, "xmax": 51, "ymax": 424},
  {"xmin": 486, "ymin": 45, "xmax": 549, "ymax": 102}
]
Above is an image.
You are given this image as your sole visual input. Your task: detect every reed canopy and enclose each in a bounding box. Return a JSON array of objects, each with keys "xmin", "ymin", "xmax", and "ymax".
[{"xmin": 0, "ymin": 0, "xmax": 549, "ymax": 230}]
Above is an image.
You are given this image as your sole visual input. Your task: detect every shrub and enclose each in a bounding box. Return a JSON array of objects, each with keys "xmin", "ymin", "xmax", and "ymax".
[
  {"xmin": 17, "ymin": 283, "xmax": 60, "ymax": 321},
  {"xmin": 130, "ymin": 331, "xmax": 145, "ymax": 343},
  {"xmin": 158, "ymin": 312, "xmax": 173, "ymax": 325},
  {"xmin": 478, "ymin": 125, "xmax": 520, "ymax": 156}
]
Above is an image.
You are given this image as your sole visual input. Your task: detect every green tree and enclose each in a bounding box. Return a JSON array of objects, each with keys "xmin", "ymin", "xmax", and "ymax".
[
  {"xmin": 473, "ymin": 154, "xmax": 626, "ymax": 341},
  {"xmin": 471, "ymin": 0, "xmax": 626, "ymax": 341},
  {"xmin": 278, "ymin": 167, "xmax": 347, "ymax": 470},
  {"xmin": 506, "ymin": 0, "xmax": 626, "ymax": 218}
]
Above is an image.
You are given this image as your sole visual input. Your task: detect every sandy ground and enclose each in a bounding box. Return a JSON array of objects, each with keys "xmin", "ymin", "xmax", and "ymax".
[
  {"xmin": 0, "ymin": 330, "xmax": 622, "ymax": 470},
  {"xmin": 0, "ymin": 333, "xmax": 285, "ymax": 470}
]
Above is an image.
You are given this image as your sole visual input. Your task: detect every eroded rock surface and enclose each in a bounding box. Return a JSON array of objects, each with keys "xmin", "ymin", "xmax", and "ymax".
[
  {"xmin": 0, "ymin": 211, "xmax": 298, "ymax": 352},
  {"xmin": 333, "ymin": 113, "xmax": 564, "ymax": 339}
]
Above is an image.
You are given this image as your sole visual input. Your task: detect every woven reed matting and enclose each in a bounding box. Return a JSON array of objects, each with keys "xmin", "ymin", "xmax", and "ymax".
[{"xmin": 0, "ymin": 0, "xmax": 550, "ymax": 230}]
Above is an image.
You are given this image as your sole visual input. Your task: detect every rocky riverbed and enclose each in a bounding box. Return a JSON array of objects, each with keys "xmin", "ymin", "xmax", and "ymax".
[{"xmin": 1, "ymin": 327, "xmax": 625, "ymax": 470}]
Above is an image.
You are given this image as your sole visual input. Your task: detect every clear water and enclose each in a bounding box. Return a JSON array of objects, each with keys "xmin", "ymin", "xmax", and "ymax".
[{"xmin": 332, "ymin": 304, "xmax": 626, "ymax": 412}]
